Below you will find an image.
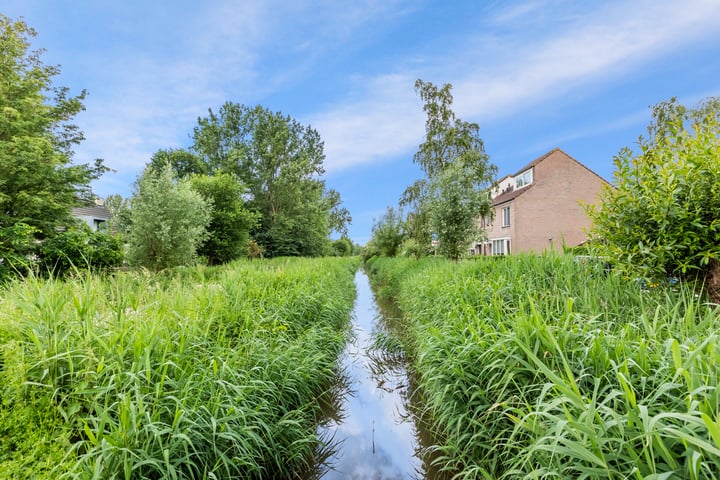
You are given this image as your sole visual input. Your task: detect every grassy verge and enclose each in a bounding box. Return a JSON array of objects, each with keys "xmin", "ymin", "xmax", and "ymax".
[
  {"xmin": 0, "ymin": 257, "xmax": 359, "ymax": 479},
  {"xmin": 366, "ymin": 254, "xmax": 720, "ymax": 479}
]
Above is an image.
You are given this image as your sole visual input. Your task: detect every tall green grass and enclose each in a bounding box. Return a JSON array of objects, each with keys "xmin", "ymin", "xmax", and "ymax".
[
  {"xmin": 366, "ymin": 254, "xmax": 720, "ymax": 479},
  {"xmin": 0, "ymin": 257, "xmax": 359, "ymax": 479}
]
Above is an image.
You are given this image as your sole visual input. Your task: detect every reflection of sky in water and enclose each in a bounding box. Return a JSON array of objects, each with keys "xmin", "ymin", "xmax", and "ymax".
[{"xmin": 319, "ymin": 271, "xmax": 422, "ymax": 480}]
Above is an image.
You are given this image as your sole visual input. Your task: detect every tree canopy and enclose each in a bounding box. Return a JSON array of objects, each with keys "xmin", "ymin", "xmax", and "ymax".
[
  {"xmin": 0, "ymin": 15, "xmax": 108, "ymax": 277},
  {"xmin": 365, "ymin": 207, "xmax": 405, "ymax": 259},
  {"xmin": 191, "ymin": 102, "xmax": 350, "ymax": 257},
  {"xmin": 126, "ymin": 164, "xmax": 211, "ymax": 270},
  {"xmin": 147, "ymin": 148, "xmax": 208, "ymax": 178},
  {"xmin": 398, "ymin": 79, "xmax": 496, "ymax": 259},
  {"xmin": 587, "ymin": 97, "xmax": 720, "ymax": 302},
  {"xmin": 428, "ymin": 161, "xmax": 493, "ymax": 260},
  {"xmin": 0, "ymin": 17, "xmax": 106, "ymax": 235},
  {"xmin": 188, "ymin": 173, "xmax": 258, "ymax": 265}
]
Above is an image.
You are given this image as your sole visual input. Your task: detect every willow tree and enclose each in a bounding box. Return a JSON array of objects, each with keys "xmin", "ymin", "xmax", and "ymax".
[{"xmin": 127, "ymin": 164, "xmax": 211, "ymax": 270}]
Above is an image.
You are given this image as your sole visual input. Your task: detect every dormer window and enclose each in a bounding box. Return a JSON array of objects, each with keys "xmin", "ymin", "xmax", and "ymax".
[{"xmin": 515, "ymin": 169, "xmax": 532, "ymax": 188}]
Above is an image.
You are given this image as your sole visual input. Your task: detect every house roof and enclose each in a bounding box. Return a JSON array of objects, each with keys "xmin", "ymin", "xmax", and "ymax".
[
  {"xmin": 492, "ymin": 183, "xmax": 533, "ymax": 206},
  {"xmin": 71, "ymin": 205, "xmax": 112, "ymax": 220},
  {"xmin": 513, "ymin": 147, "xmax": 608, "ymax": 184},
  {"xmin": 491, "ymin": 147, "xmax": 608, "ymax": 207}
]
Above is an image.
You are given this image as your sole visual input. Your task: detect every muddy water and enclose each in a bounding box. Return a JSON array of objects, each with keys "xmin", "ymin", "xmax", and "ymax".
[{"xmin": 317, "ymin": 270, "xmax": 424, "ymax": 479}]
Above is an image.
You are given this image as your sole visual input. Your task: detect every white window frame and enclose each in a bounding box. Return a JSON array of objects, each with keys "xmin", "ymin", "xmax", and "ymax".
[
  {"xmin": 492, "ymin": 237, "xmax": 511, "ymax": 256},
  {"xmin": 501, "ymin": 206, "xmax": 511, "ymax": 227},
  {"xmin": 515, "ymin": 169, "xmax": 533, "ymax": 188}
]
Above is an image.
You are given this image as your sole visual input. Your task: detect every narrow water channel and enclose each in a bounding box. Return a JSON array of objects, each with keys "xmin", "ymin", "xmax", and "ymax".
[{"xmin": 317, "ymin": 270, "xmax": 423, "ymax": 479}]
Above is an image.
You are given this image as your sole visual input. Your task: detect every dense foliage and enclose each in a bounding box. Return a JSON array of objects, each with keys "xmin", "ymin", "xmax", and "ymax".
[
  {"xmin": 188, "ymin": 173, "xmax": 258, "ymax": 265},
  {"xmin": 367, "ymin": 255, "xmax": 720, "ymax": 479},
  {"xmin": 0, "ymin": 257, "xmax": 359, "ymax": 478},
  {"xmin": 427, "ymin": 161, "xmax": 493, "ymax": 260},
  {"xmin": 126, "ymin": 164, "xmax": 211, "ymax": 270},
  {"xmin": 39, "ymin": 224, "xmax": 123, "ymax": 276},
  {"xmin": 0, "ymin": 15, "xmax": 108, "ymax": 278},
  {"xmin": 587, "ymin": 97, "xmax": 720, "ymax": 303},
  {"xmin": 365, "ymin": 207, "xmax": 405, "ymax": 259},
  {"xmin": 147, "ymin": 148, "xmax": 208, "ymax": 178},
  {"xmin": 190, "ymin": 102, "xmax": 351, "ymax": 257},
  {"xmin": 397, "ymin": 79, "xmax": 496, "ymax": 259}
]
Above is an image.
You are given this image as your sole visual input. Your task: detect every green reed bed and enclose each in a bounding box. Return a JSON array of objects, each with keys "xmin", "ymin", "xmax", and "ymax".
[
  {"xmin": 366, "ymin": 254, "xmax": 720, "ymax": 479},
  {"xmin": 0, "ymin": 257, "xmax": 359, "ymax": 479}
]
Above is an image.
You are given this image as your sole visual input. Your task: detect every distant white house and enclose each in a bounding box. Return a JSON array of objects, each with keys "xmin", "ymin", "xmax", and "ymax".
[{"xmin": 71, "ymin": 202, "xmax": 112, "ymax": 232}]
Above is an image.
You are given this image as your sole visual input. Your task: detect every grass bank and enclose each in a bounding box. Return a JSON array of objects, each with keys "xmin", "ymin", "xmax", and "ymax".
[
  {"xmin": 0, "ymin": 257, "xmax": 359, "ymax": 479},
  {"xmin": 366, "ymin": 254, "xmax": 720, "ymax": 479}
]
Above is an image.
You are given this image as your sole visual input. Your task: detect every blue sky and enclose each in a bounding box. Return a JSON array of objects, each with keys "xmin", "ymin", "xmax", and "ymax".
[{"xmin": 5, "ymin": 1, "xmax": 720, "ymax": 244}]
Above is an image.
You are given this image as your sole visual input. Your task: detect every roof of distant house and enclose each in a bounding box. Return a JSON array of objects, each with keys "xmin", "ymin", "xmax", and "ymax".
[{"xmin": 71, "ymin": 205, "xmax": 112, "ymax": 220}]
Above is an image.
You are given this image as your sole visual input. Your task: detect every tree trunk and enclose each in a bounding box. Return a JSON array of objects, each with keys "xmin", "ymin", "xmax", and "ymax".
[{"xmin": 706, "ymin": 260, "xmax": 720, "ymax": 305}]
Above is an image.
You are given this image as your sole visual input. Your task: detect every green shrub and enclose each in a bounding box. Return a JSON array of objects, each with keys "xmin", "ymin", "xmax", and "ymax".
[
  {"xmin": 39, "ymin": 223, "xmax": 123, "ymax": 276},
  {"xmin": 0, "ymin": 222, "xmax": 39, "ymax": 280},
  {"xmin": 587, "ymin": 97, "xmax": 720, "ymax": 303}
]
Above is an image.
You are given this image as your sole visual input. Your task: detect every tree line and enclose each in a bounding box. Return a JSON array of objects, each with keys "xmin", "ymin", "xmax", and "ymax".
[
  {"xmin": 0, "ymin": 15, "xmax": 354, "ymax": 279},
  {"xmin": 2, "ymin": 13, "xmax": 719, "ymax": 303}
]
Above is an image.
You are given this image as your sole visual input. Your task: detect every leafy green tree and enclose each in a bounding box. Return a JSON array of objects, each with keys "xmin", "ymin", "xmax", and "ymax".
[
  {"xmin": 412, "ymin": 80, "xmax": 489, "ymax": 179},
  {"xmin": 428, "ymin": 161, "xmax": 493, "ymax": 260},
  {"xmin": 366, "ymin": 207, "xmax": 405, "ymax": 258},
  {"xmin": 188, "ymin": 173, "xmax": 258, "ymax": 264},
  {"xmin": 191, "ymin": 102, "xmax": 350, "ymax": 257},
  {"xmin": 104, "ymin": 194, "xmax": 132, "ymax": 236},
  {"xmin": 401, "ymin": 79, "xmax": 496, "ymax": 258},
  {"xmin": 147, "ymin": 148, "xmax": 208, "ymax": 178},
  {"xmin": 0, "ymin": 223, "xmax": 38, "ymax": 279},
  {"xmin": 127, "ymin": 164, "xmax": 211, "ymax": 270},
  {"xmin": 401, "ymin": 184, "xmax": 433, "ymax": 256},
  {"xmin": 587, "ymin": 97, "xmax": 720, "ymax": 302},
  {"xmin": 398, "ymin": 237, "xmax": 424, "ymax": 259},
  {"xmin": 0, "ymin": 16, "xmax": 108, "ymax": 256},
  {"xmin": 330, "ymin": 236, "xmax": 354, "ymax": 257}
]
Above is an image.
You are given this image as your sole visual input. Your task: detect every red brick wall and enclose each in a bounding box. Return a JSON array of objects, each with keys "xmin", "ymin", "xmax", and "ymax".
[{"xmin": 513, "ymin": 150, "xmax": 605, "ymax": 253}]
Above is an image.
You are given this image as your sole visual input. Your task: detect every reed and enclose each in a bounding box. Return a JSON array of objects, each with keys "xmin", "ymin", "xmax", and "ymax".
[
  {"xmin": 366, "ymin": 254, "xmax": 720, "ymax": 479},
  {"xmin": 0, "ymin": 257, "xmax": 359, "ymax": 479}
]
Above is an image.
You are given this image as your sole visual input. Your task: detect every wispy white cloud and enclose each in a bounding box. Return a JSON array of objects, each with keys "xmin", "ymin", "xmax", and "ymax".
[
  {"xmin": 13, "ymin": 0, "xmax": 719, "ymax": 196},
  {"xmin": 312, "ymin": 0, "xmax": 720, "ymax": 174},
  {"xmin": 310, "ymin": 74, "xmax": 424, "ymax": 172},
  {"xmin": 455, "ymin": 0, "xmax": 720, "ymax": 119},
  {"xmin": 70, "ymin": 0, "xmax": 421, "ymax": 195}
]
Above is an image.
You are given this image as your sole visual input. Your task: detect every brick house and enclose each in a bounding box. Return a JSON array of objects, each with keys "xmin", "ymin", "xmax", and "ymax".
[{"xmin": 475, "ymin": 148, "xmax": 607, "ymax": 255}]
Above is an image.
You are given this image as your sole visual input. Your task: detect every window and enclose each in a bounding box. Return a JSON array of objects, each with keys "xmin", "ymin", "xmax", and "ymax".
[
  {"xmin": 501, "ymin": 206, "xmax": 510, "ymax": 227},
  {"xmin": 492, "ymin": 238, "xmax": 511, "ymax": 256},
  {"xmin": 515, "ymin": 169, "xmax": 532, "ymax": 188},
  {"xmin": 94, "ymin": 219, "xmax": 108, "ymax": 232}
]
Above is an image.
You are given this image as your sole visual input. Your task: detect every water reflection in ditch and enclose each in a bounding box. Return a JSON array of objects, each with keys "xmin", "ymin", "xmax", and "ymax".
[{"xmin": 316, "ymin": 270, "xmax": 423, "ymax": 480}]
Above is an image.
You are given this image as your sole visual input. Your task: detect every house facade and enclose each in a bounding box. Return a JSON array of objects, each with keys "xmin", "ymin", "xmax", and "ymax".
[
  {"xmin": 71, "ymin": 203, "xmax": 112, "ymax": 232},
  {"xmin": 475, "ymin": 148, "xmax": 607, "ymax": 255}
]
